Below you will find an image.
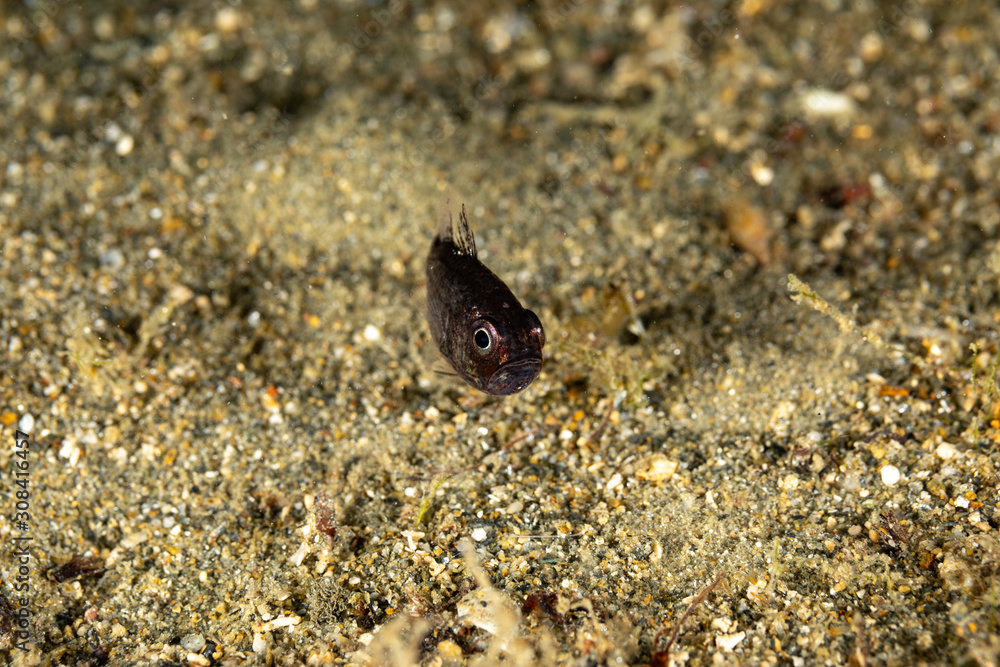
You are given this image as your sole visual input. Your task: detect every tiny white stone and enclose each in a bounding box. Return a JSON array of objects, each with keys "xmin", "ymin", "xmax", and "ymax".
[
  {"xmin": 402, "ymin": 529, "xmax": 425, "ymax": 551},
  {"xmin": 606, "ymin": 472, "xmax": 623, "ymax": 491},
  {"xmin": 799, "ymin": 88, "xmax": 856, "ymax": 119},
  {"xmin": 750, "ymin": 163, "xmax": 774, "ymax": 186},
  {"xmin": 252, "ymin": 633, "xmax": 266, "ymax": 653},
  {"xmin": 363, "ymin": 324, "xmax": 381, "ymax": 342},
  {"xmin": 261, "ymin": 615, "xmax": 300, "ymax": 631},
  {"xmin": 289, "ymin": 543, "xmax": 310, "ymax": 567},
  {"xmin": 880, "ymin": 465, "xmax": 900, "ymax": 485},
  {"xmin": 18, "ymin": 413, "xmax": 34, "ymax": 433},
  {"xmin": 778, "ymin": 474, "xmax": 799, "ymax": 491},
  {"xmin": 59, "ymin": 438, "xmax": 80, "ymax": 461},
  {"xmin": 216, "ymin": 7, "xmax": 242, "ymax": 32},
  {"xmin": 935, "ymin": 442, "xmax": 957, "ymax": 460},
  {"xmin": 716, "ymin": 631, "xmax": 746, "ymax": 651},
  {"xmin": 115, "ymin": 135, "xmax": 134, "ymax": 156},
  {"xmin": 471, "ymin": 527, "xmax": 487, "ymax": 542}
]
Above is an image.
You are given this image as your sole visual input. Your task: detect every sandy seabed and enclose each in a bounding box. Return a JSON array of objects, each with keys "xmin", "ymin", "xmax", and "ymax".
[{"xmin": 2, "ymin": 1, "xmax": 1000, "ymax": 665}]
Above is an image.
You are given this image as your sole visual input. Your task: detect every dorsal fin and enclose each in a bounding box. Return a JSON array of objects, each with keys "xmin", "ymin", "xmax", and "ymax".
[
  {"xmin": 455, "ymin": 204, "xmax": 477, "ymax": 257},
  {"xmin": 437, "ymin": 194, "xmax": 455, "ymax": 243},
  {"xmin": 437, "ymin": 195, "xmax": 477, "ymax": 256}
]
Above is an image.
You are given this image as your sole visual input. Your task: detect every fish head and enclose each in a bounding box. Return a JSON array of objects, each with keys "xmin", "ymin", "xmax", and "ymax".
[{"xmin": 458, "ymin": 310, "xmax": 545, "ymax": 396}]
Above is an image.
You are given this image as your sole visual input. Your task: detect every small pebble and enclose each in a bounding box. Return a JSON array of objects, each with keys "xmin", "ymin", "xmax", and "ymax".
[
  {"xmin": 880, "ymin": 465, "xmax": 901, "ymax": 485},
  {"xmin": 18, "ymin": 413, "xmax": 34, "ymax": 433},
  {"xmin": 93, "ymin": 14, "xmax": 115, "ymax": 40},
  {"xmin": 716, "ymin": 631, "xmax": 746, "ymax": 651},
  {"xmin": 115, "ymin": 135, "xmax": 134, "ymax": 156},
  {"xmin": 471, "ymin": 527, "xmax": 487, "ymax": 542},
  {"xmin": 437, "ymin": 639, "xmax": 463, "ymax": 659},
  {"xmin": 749, "ymin": 164, "xmax": 774, "ymax": 187},
  {"xmin": 180, "ymin": 634, "xmax": 206, "ymax": 652},
  {"xmin": 778, "ymin": 474, "xmax": 799, "ymax": 491},
  {"xmin": 858, "ymin": 32, "xmax": 884, "ymax": 62},
  {"xmin": 216, "ymin": 7, "xmax": 243, "ymax": 32},
  {"xmin": 259, "ymin": 615, "xmax": 300, "ymax": 632},
  {"xmin": 724, "ymin": 199, "xmax": 772, "ymax": 263},
  {"xmin": 636, "ymin": 455, "xmax": 679, "ymax": 482},
  {"xmin": 99, "ymin": 249, "xmax": 125, "ymax": 270},
  {"xmin": 606, "ymin": 472, "xmax": 623, "ymax": 491},
  {"xmin": 935, "ymin": 442, "xmax": 957, "ymax": 460},
  {"xmin": 798, "ymin": 88, "xmax": 856, "ymax": 119}
]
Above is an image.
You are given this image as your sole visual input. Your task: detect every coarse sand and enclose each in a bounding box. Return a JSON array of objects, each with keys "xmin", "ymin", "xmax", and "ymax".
[{"xmin": 2, "ymin": 1, "xmax": 1000, "ymax": 665}]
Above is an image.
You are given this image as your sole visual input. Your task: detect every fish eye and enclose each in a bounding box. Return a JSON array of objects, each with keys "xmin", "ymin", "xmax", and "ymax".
[
  {"xmin": 470, "ymin": 320, "xmax": 500, "ymax": 357},
  {"xmin": 474, "ymin": 328, "xmax": 492, "ymax": 351}
]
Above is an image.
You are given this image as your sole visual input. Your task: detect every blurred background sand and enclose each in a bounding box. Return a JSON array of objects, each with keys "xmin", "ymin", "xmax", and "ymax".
[{"xmin": 2, "ymin": 1, "xmax": 999, "ymax": 665}]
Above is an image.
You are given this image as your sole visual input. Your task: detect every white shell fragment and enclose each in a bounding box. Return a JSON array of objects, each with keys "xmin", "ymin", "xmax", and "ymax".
[
  {"xmin": 797, "ymin": 88, "xmax": 856, "ymax": 120},
  {"xmin": 880, "ymin": 465, "xmax": 901, "ymax": 485}
]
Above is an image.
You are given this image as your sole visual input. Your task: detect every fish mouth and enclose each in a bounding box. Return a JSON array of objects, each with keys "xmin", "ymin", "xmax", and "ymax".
[{"xmin": 486, "ymin": 357, "xmax": 542, "ymax": 396}]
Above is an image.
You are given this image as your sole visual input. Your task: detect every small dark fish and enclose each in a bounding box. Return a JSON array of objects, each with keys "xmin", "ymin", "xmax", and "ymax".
[
  {"xmin": 426, "ymin": 201, "xmax": 545, "ymax": 395},
  {"xmin": 47, "ymin": 553, "xmax": 106, "ymax": 583}
]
